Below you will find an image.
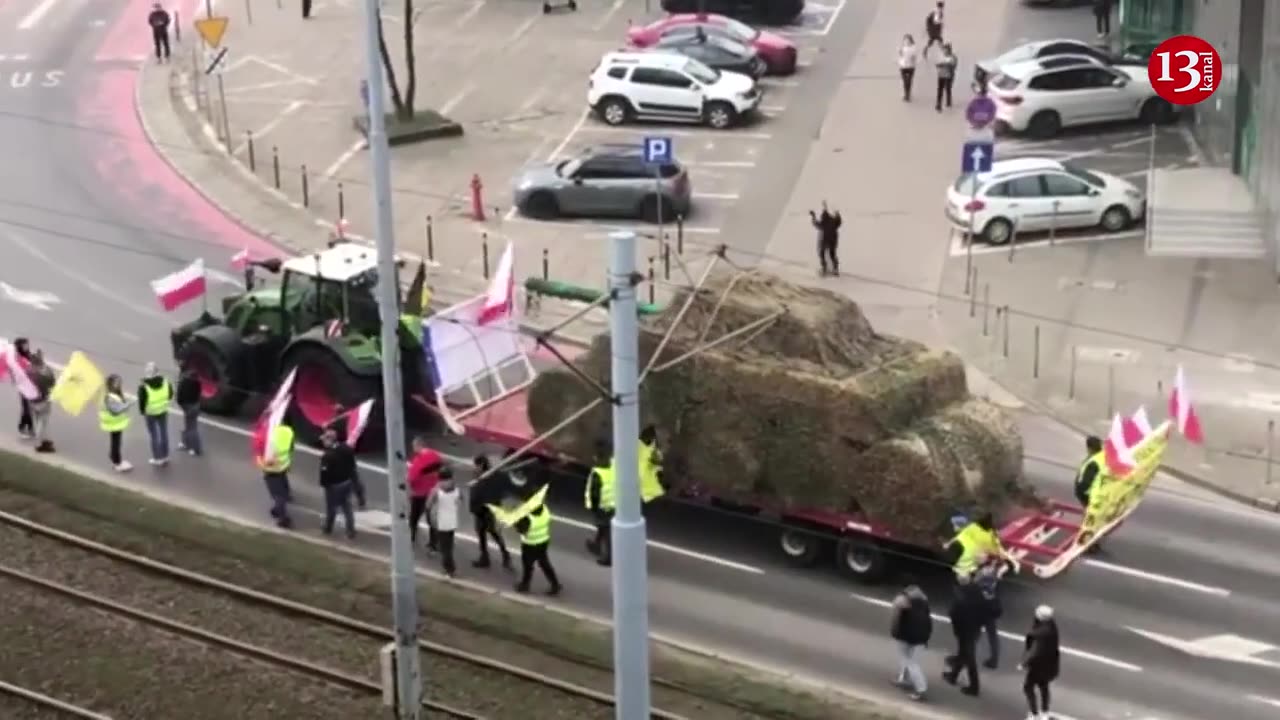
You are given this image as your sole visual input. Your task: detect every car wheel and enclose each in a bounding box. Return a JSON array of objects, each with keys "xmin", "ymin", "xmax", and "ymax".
[
  {"xmin": 522, "ymin": 192, "xmax": 559, "ymax": 220},
  {"xmin": 1027, "ymin": 110, "xmax": 1062, "ymax": 139},
  {"xmin": 704, "ymin": 101, "xmax": 737, "ymax": 129},
  {"xmin": 1100, "ymin": 204, "xmax": 1132, "ymax": 232},
  {"xmin": 638, "ymin": 195, "xmax": 672, "ymax": 223},
  {"xmin": 597, "ymin": 96, "xmax": 631, "ymax": 126},
  {"xmin": 1139, "ymin": 97, "xmax": 1173, "ymax": 125},
  {"xmin": 983, "ymin": 217, "xmax": 1014, "ymax": 245}
]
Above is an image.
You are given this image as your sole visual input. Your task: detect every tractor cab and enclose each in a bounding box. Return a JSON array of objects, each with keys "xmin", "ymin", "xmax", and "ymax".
[{"xmin": 278, "ymin": 244, "xmax": 382, "ymax": 335}]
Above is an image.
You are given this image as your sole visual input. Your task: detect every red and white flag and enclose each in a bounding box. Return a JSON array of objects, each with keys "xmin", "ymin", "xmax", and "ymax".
[
  {"xmin": 230, "ymin": 249, "xmax": 250, "ymax": 270},
  {"xmin": 1121, "ymin": 406, "xmax": 1154, "ymax": 445},
  {"xmin": 0, "ymin": 342, "xmax": 37, "ymax": 400},
  {"xmin": 267, "ymin": 368, "xmax": 297, "ymax": 414},
  {"xmin": 152, "ymin": 259, "xmax": 207, "ymax": 312},
  {"xmin": 259, "ymin": 393, "xmax": 292, "ymax": 462},
  {"xmin": 1168, "ymin": 365, "xmax": 1204, "ymax": 444},
  {"xmin": 478, "ymin": 242, "xmax": 515, "ymax": 325},
  {"xmin": 1104, "ymin": 413, "xmax": 1136, "ymax": 475},
  {"xmin": 325, "ymin": 319, "xmax": 344, "ymax": 338},
  {"xmin": 345, "ymin": 398, "xmax": 375, "ymax": 447}
]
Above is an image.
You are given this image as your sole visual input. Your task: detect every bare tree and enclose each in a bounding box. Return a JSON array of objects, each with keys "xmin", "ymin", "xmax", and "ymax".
[{"xmin": 375, "ymin": 0, "xmax": 419, "ymax": 121}]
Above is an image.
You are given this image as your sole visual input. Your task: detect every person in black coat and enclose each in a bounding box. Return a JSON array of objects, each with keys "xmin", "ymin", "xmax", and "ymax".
[
  {"xmin": 175, "ymin": 365, "xmax": 203, "ymax": 456},
  {"xmin": 889, "ymin": 575, "xmax": 932, "ymax": 700},
  {"xmin": 809, "ymin": 203, "xmax": 843, "ymax": 277},
  {"xmin": 318, "ymin": 428, "xmax": 357, "ymax": 538},
  {"xmin": 470, "ymin": 455, "xmax": 512, "ymax": 570},
  {"xmin": 1020, "ymin": 605, "xmax": 1061, "ymax": 719},
  {"xmin": 12, "ymin": 337, "xmax": 33, "ymax": 438},
  {"xmin": 1093, "ymin": 0, "xmax": 1113, "ymax": 38},
  {"xmin": 147, "ymin": 3, "xmax": 170, "ymax": 61},
  {"xmin": 942, "ymin": 573, "xmax": 984, "ymax": 696}
]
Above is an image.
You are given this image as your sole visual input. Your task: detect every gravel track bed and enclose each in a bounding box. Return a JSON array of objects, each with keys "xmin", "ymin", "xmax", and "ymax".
[
  {"xmin": 0, "ymin": 693, "xmax": 77, "ymax": 720},
  {"xmin": 0, "ymin": 577, "xmax": 382, "ymax": 720},
  {"xmin": 0, "ymin": 523, "xmax": 612, "ymax": 720}
]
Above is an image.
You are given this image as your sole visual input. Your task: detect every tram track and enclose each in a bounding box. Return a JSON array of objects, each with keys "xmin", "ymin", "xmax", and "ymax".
[{"xmin": 0, "ymin": 680, "xmax": 114, "ymax": 719}]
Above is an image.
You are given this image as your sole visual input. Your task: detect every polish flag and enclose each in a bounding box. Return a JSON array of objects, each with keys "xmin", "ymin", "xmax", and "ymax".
[
  {"xmin": 325, "ymin": 319, "xmax": 344, "ymax": 339},
  {"xmin": 345, "ymin": 398, "xmax": 375, "ymax": 447},
  {"xmin": 267, "ymin": 368, "xmax": 298, "ymax": 414},
  {"xmin": 1168, "ymin": 366, "xmax": 1204, "ymax": 444},
  {"xmin": 151, "ymin": 259, "xmax": 207, "ymax": 312},
  {"xmin": 259, "ymin": 393, "xmax": 292, "ymax": 463},
  {"xmin": 230, "ymin": 249, "xmax": 250, "ymax": 270},
  {"xmin": 478, "ymin": 242, "xmax": 515, "ymax": 325},
  {"xmin": 1104, "ymin": 413, "xmax": 1136, "ymax": 475},
  {"xmin": 0, "ymin": 343, "xmax": 38, "ymax": 400},
  {"xmin": 1121, "ymin": 406, "xmax": 1154, "ymax": 445}
]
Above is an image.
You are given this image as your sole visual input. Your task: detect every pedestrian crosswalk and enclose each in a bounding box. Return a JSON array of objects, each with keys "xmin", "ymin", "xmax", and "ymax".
[{"xmin": 0, "ymin": 0, "xmax": 199, "ymax": 66}]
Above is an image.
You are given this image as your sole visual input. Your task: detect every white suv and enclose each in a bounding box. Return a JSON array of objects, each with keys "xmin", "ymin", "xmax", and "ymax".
[
  {"xmin": 990, "ymin": 56, "xmax": 1172, "ymax": 138},
  {"xmin": 588, "ymin": 51, "xmax": 762, "ymax": 129}
]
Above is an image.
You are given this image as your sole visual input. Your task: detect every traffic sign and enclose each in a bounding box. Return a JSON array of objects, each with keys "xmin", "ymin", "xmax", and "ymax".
[
  {"xmin": 194, "ymin": 16, "xmax": 229, "ymax": 49},
  {"xmin": 965, "ymin": 95, "xmax": 997, "ymax": 129},
  {"xmin": 205, "ymin": 47, "xmax": 228, "ymax": 75},
  {"xmin": 642, "ymin": 136, "xmax": 672, "ymax": 165},
  {"xmin": 961, "ymin": 140, "xmax": 993, "ymax": 174}
]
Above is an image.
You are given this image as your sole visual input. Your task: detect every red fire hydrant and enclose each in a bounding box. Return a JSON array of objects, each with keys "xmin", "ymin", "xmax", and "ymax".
[{"xmin": 470, "ymin": 174, "xmax": 486, "ymax": 221}]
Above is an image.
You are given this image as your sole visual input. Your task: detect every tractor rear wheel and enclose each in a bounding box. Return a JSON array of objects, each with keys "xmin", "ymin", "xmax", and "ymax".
[
  {"xmin": 281, "ymin": 344, "xmax": 382, "ymax": 448},
  {"xmin": 181, "ymin": 336, "xmax": 245, "ymax": 415}
]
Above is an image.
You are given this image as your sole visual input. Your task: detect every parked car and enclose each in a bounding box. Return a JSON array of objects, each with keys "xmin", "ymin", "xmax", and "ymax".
[
  {"xmin": 660, "ymin": 0, "xmax": 804, "ymax": 24},
  {"xmin": 974, "ymin": 38, "xmax": 1146, "ymax": 88},
  {"xmin": 652, "ymin": 31, "xmax": 767, "ymax": 79},
  {"xmin": 587, "ymin": 51, "xmax": 762, "ymax": 129},
  {"xmin": 627, "ymin": 13, "xmax": 798, "ymax": 75},
  {"xmin": 989, "ymin": 56, "xmax": 1173, "ymax": 138},
  {"xmin": 512, "ymin": 143, "xmax": 693, "ymax": 222},
  {"xmin": 945, "ymin": 158, "xmax": 1145, "ymax": 245}
]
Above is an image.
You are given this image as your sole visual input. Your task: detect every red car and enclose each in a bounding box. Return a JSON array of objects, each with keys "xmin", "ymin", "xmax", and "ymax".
[{"xmin": 627, "ymin": 13, "xmax": 798, "ymax": 75}]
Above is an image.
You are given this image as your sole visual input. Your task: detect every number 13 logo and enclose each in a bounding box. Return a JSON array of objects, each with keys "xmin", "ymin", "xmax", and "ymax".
[{"xmin": 1149, "ymin": 35, "xmax": 1222, "ymax": 106}]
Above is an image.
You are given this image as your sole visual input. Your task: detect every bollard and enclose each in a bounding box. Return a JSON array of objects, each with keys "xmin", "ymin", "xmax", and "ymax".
[
  {"xmin": 481, "ymin": 234, "xmax": 490, "ymax": 279},
  {"xmin": 1268, "ymin": 419, "xmax": 1276, "ymax": 485},
  {"xmin": 1068, "ymin": 346, "xmax": 1077, "ymax": 399},
  {"xmin": 1001, "ymin": 306, "xmax": 1010, "ymax": 358},
  {"xmin": 542, "ymin": 249, "xmax": 549, "ymax": 281},
  {"xmin": 676, "ymin": 214, "xmax": 685, "ymax": 254},
  {"xmin": 1007, "ymin": 219, "xmax": 1018, "ymax": 262},
  {"xmin": 338, "ymin": 182, "xmax": 345, "ymax": 219},
  {"xmin": 1032, "ymin": 325, "xmax": 1041, "ymax": 379},
  {"xmin": 662, "ymin": 242, "xmax": 671, "ymax": 280},
  {"xmin": 1048, "ymin": 201, "xmax": 1060, "ymax": 246},
  {"xmin": 470, "ymin": 174, "xmax": 486, "ymax": 221},
  {"xmin": 301, "ymin": 165, "xmax": 310, "ymax": 207},
  {"xmin": 968, "ymin": 267, "xmax": 977, "ymax": 317},
  {"xmin": 426, "ymin": 216, "xmax": 435, "ymax": 261},
  {"xmin": 272, "ymin": 146, "xmax": 281, "ymax": 188},
  {"xmin": 648, "ymin": 257, "xmax": 656, "ymax": 305},
  {"xmin": 1106, "ymin": 364, "xmax": 1116, "ymax": 417},
  {"xmin": 246, "ymin": 131, "xmax": 256, "ymax": 171},
  {"xmin": 175, "ymin": 11, "xmax": 181, "ymax": 42}
]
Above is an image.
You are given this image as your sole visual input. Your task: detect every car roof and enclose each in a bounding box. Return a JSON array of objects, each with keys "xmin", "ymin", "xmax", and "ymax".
[
  {"xmin": 979, "ymin": 158, "xmax": 1065, "ymax": 179},
  {"xmin": 999, "ymin": 55, "xmax": 1099, "ymax": 79},
  {"xmin": 574, "ymin": 143, "xmax": 683, "ymax": 165},
  {"xmin": 282, "ymin": 243, "xmax": 378, "ymax": 281},
  {"xmin": 599, "ymin": 50, "xmax": 689, "ymax": 70}
]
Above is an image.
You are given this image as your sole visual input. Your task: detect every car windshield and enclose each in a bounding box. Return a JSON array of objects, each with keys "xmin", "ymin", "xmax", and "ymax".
[
  {"xmin": 1061, "ymin": 163, "xmax": 1105, "ymax": 188},
  {"xmin": 991, "ymin": 73, "xmax": 1021, "ymax": 91},
  {"xmin": 717, "ymin": 17, "xmax": 760, "ymax": 42},
  {"xmin": 557, "ymin": 158, "xmax": 584, "ymax": 177},
  {"xmin": 684, "ymin": 59, "xmax": 720, "ymax": 84}
]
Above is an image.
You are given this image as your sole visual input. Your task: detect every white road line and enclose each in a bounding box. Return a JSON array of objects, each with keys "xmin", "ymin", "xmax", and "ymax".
[
  {"xmin": 244, "ymin": 55, "xmax": 317, "ymax": 85},
  {"xmin": 322, "ymin": 139, "xmax": 367, "ymax": 180},
  {"xmin": 518, "ymin": 86, "xmax": 547, "ymax": 112},
  {"xmin": 4, "ymin": 230, "xmax": 163, "ymax": 319},
  {"xmin": 0, "ymin": 54, "xmax": 31, "ymax": 61},
  {"xmin": 578, "ymin": 126, "xmax": 773, "ymax": 141},
  {"xmin": 850, "ymin": 594, "xmax": 1143, "ymax": 672},
  {"xmin": 760, "ymin": 78, "xmax": 799, "ymax": 88},
  {"xmin": 233, "ymin": 100, "xmax": 306, "ymax": 154},
  {"xmin": 591, "ymin": 0, "xmax": 626, "ymax": 31},
  {"xmin": 1250, "ymin": 695, "xmax": 1280, "ymax": 709},
  {"xmin": 1083, "ymin": 559, "xmax": 1231, "ymax": 597},
  {"xmin": 225, "ymin": 80, "xmax": 314, "ymax": 94},
  {"xmin": 947, "ymin": 230, "xmax": 1141, "ymax": 256},
  {"xmin": 686, "ymin": 160, "xmax": 755, "ymax": 168},
  {"xmin": 439, "ymin": 85, "xmax": 473, "ymax": 116},
  {"xmin": 819, "ymin": 0, "xmax": 847, "ymax": 35},
  {"xmin": 546, "ymin": 107, "xmax": 589, "ymax": 161},
  {"xmin": 454, "ymin": 1, "xmax": 485, "ymax": 28},
  {"xmin": 506, "ymin": 14, "xmax": 539, "ymax": 43},
  {"xmin": 692, "ymin": 192, "xmax": 740, "ymax": 201},
  {"xmin": 222, "ymin": 55, "xmax": 255, "ymax": 73},
  {"xmin": 759, "ymin": 104, "xmax": 787, "ymax": 113},
  {"xmin": 503, "ymin": 206, "xmax": 519, "ymax": 222},
  {"xmin": 18, "ymin": 0, "xmax": 61, "ymax": 30}
]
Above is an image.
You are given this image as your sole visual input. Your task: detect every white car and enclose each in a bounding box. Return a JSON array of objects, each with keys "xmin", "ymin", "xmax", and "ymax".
[
  {"xmin": 974, "ymin": 38, "xmax": 1146, "ymax": 88},
  {"xmin": 989, "ymin": 56, "xmax": 1172, "ymax": 138},
  {"xmin": 587, "ymin": 51, "xmax": 762, "ymax": 129},
  {"xmin": 945, "ymin": 158, "xmax": 1145, "ymax": 245}
]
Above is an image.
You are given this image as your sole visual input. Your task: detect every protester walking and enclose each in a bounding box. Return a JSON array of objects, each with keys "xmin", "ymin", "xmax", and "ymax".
[
  {"xmin": 27, "ymin": 351, "xmax": 56, "ymax": 453},
  {"xmin": 259, "ymin": 418, "xmax": 296, "ymax": 528},
  {"xmin": 1019, "ymin": 605, "xmax": 1061, "ymax": 720},
  {"xmin": 324, "ymin": 403, "xmax": 367, "ymax": 508},
  {"xmin": 301, "ymin": 0, "xmax": 313, "ymax": 18},
  {"xmin": 147, "ymin": 3, "xmax": 171, "ymax": 62},
  {"xmin": 513, "ymin": 499, "xmax": 561, "ymax": 596},
  {"xmin": 470, "ymin": 455, "xmax": 513, "ymax": 569},
  {"xmin": 1093, "ymin": 0, "xmax": 1113, "ymax": 38},
  {"xmin": 923, "ymin": 1, "xmax": 945, "ymax": 58},
  {"xmin": 898, "ymin": 34, "xmax": 918, "ymax": 101},
  {"xmin": 942, "ymin": 573, "xmax": 983, "ymax": 696},
  {"xmin": 318, "ymin": 428, "xmax": 358, "ymax": 539},
  {"xmin": 809, "ymin": 202, "xmax": 843, "ymax": 277},
  {"xmin": 584, "ymin": 441, "xmax": 616, "ymax": 566},
  {"xmin": 100, "ymin": 374, "xmax": 134, "ymax": 472},
  {"xmin": 137, "ymin": 363, "xmax": 172, "ymax": 465},
  {"xmin": 176, "ymin": 363, "xmax": 202, "ymax": 456},
  {"xmin": 889, "ymin": 575, "xmax": 932, "ymax": 701},
  {"xmin": 407, "ymin": 436, "xmax": 442, "ymax": 550},
  {"xmin": 427, "ymin": 468, "xmax": 461, "ymax": 577},
  {"xmin": 935, "ymin": 43, "xmax": 958, "ymax": 112},
  {"xmin": 974, "ymin": 554, "xmax": 1004, "ymax": 669},
  {"xmin": 13, "ymin": 337, "xmax": 34, "ymax": 438}
]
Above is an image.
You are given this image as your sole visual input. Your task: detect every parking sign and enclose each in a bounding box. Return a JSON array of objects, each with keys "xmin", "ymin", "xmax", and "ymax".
[{"xmin": 643, "ymin": 136, "xmax": 673, "ymax": 165}]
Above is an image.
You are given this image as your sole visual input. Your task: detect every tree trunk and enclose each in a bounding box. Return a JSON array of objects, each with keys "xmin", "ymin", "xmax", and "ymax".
[
  {"xmin": 402, "ymin": 0, "xmax": 417, "ymax": 119},
  {"xmin": 375, "ymin": 12, "xmax": 406, "ymax": 119}
]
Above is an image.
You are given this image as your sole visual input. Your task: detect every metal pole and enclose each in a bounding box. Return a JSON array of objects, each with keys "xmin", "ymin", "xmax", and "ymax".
[
  {"xmin": 607, "ymin": 230, "xmax": 651, "ymax": 720},
  {"xmin": 1001, "ymin": 306, "xmax": 1009, "ymax": 358},
  {"xmin": 1032, "ymin": 325, "xmax": 1040, "ymax": 379},
  {"xmin": 216, "ymin": 74, "xmax": 230, "ymax": 148},
  {"xmin": 968, "ymin": 267, "xmax": 977, "ymax": 317},
  {"xmin": 204, "ymin": 0, "xmax": 212, "ymax": 17},
  {"xmin": 361, "ymin": 0, "xmax": 421, "ymax": 713},
  {"xmin": 981, "ymin": 284, "xmax": 990, "ymax": 336},
  {"xmin": 654, "ymin": 166, "xmax": 664, "ymax": 248},
  {"xmin": 1049, "ymin": 201, "xmax": 1059, "ymax": 246},
  {"xmin": 1268, "ymin": 419, "xmax": 1275, "ymax": 485},
  {"xmin": 245, "ymin": 0, "xmax": 253, "ymax": 23},
  {"xmin": 1107, "ymin": 364, "xmax": 1116, "ymax": 418},
  {"xmin": 1007, "ymin": 218, "xmax": 1018, "ymax": 262},
  {"xmin": 1068, "ymin": 345, "xmax": 1077, "ymax": 399},
  {"xmin": 964, "ymin": 176, "xmax": 976, "ymax": 294}
]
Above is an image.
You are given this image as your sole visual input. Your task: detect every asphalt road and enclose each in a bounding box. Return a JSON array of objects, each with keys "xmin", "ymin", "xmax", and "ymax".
[{"xmin": 3, "ymin": 0, "xmax": 1280, "ymax": 718}]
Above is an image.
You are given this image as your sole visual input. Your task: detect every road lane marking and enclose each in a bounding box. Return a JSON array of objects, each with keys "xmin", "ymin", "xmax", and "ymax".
[
  {"xmin": 850, "ymin": 593, "xmax": 1143, "ymax": 672},
  {"xmin": 242, "ymin": 55, "xmax": 318, "ymax": 85},
  {"xmin": 591, "ymin": 0, "xmax": 627, "ymax": 31},
  {"xmin": 322, "ymin": 139, "xmax": 367, "ymax": 180},
  {"xmin": 233, "ymin": 100, "xmax": 306, "ymax": 155},
  {"xmin": 0, "ymin": 54, "xmax": 31, "ymax": 61},
  {"xmin": 18, "ymin": 0, "xmax": 61, "ymax": 30},
  {"xmin": 547, "ymin": 108, "xmax": 590, "ymax": 161},
  {"xmin": 439, "ymin": 85, "xmax": 474, "ymax": 116},
  {"xmin": 454, "ymin": 1, "xmax": 486, "ymax": 28},
  {"xmin": 578, "ymin": 125, "xmax": 773, "ymax": 141},
  {"xmin": 947, "ymin": 230, "xmax": 1141, "ymax": 256},
  {"xmin": 506, "ymin": 14, "xmax": 539, "ymax": 43},
  {"xmin": 1250, "ymin": 694, "xmax": 1280, "ymax": 708},
  {"xmin": 686, "ymin": 161, "xmax": 756, "ymax": 168},
  {"xmin": 760, "ymin": 78, "xmax": 799, "ymax": 87},
  {"xmin": 1128, "ymin": 628, "xmax": 1280, "ymax": 668},
  {"xmin": 4, "ymin": 230, "xmax": 164, "ymax": 319},
  {"xmin": 1084, "ymin": 558, "xmax": 1230, "ymax": 597},
  {"xmin": 692, "ymin": 192, "xmax": 740, "ymax": 201}
]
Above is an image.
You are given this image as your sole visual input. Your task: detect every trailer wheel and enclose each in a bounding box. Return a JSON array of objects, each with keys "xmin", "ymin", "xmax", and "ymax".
[
  {"xmin": 778, "ymin": 528, "xmax": 822, "ymax": 567},
  {"xmin": 836, "ymin": 537, "xmax": 887, "ymax": 582}
]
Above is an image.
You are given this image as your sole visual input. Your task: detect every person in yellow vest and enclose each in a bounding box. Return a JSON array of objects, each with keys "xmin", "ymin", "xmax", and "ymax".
[
  {"xmin": 99, "ymin": 374, "xmax": 134, "ymax": 473},
  {"xmin": 639, "ymin": 425, "xmax": 665, "ymax": 513},
  {"xmin": 136, "ymin": 362, "xmax": 173, "ymax": 466},
  {"xmin": 1074, "ymin": 435, "xmax": 1105, "ymax": 552},
  {"xmin": 951, "ymin": 512, "xmax": 1007, "ymax": 579},
  {"xmin": 513, "ymin": 499, "xmax": 561, "ymax": 596},
  {"xmin": 260, "ymin": 420, "xmax": 296, "ymax": 529},
  {"xmin": 584, "ymin": 440, "xmax": 616, "ymax": 567}
]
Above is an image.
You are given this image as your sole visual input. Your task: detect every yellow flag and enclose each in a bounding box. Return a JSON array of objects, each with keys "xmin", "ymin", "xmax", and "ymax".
[
  {"xmin": 487, "ymin": 484, "xmax": 549, "ymax": 527},
  {"xmin": 50, "ymin": 351, "xmax": 105, "ymax": 417}
]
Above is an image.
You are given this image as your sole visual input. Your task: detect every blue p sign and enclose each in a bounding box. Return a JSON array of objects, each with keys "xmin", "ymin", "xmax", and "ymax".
[{"xmin": 643, "ymin": 136, "xmax": 673, "ymax": 165}]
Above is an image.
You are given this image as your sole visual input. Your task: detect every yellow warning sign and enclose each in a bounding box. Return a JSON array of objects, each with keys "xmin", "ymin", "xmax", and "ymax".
[{"xmin": 194, "ymin": 17, "xmax": 229, "ymax": 49}]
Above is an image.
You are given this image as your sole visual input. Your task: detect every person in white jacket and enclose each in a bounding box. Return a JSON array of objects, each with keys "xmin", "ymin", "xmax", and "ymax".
[
  {"xmin": 898, "ymin": 34, "xmax": 918, "ymax": 102},
  {"xmin": 427, "ymin": 467, "xmax": 461, "ymax": 577}
]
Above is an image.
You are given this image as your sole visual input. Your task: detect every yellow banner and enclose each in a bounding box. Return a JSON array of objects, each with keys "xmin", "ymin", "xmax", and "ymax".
[{"xmin": 1082, "ymin": 422, "xmax": 1171, "ymax": 537}]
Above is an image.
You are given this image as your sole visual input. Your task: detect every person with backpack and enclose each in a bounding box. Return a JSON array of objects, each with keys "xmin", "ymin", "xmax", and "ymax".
[
  {"xmin": 923, "ymin": 1, "xmax": 945, "ymax": 58},
  {"xmin": 889, "ymin": 575, "xmax": 932, "ymax": 701},
  {"xmin": 1019, "ymin": 605, "xmax": 1061, "ymax": 720},
  {"xmin": 974, "ymin": 554, "xmax": 1004, "ymax": 669}
]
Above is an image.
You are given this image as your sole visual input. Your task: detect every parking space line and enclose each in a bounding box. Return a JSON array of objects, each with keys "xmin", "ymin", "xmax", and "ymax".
[
  {"xmin": 233, "ymin": 100, "xmax": 306, "ymax": 155},
  {"xmin": 440, "ymin": 85, "xmax": 474, "ymax": 115},
  {"xmin": 759, "ymin": 104, "xmax": 786, "ymax": 113},
  {"xmin": 322, "ymin": 139, "xmax": 368, "ymax": 181},
  {"xmin": 454, "ymin": 0, "xmax": 486, "ymax": 28},
  {"xmin": 686, "ymin": 161, "xmax": 756, "ymax": 168},
  {"xmin": 548, "ymin": 108, "xmax": 590, "ymax": 161},
  {"xmin": 692, "ymin": 192, "xmax": 740, "ymax": 201},
  {"xmin": 518, "ymin": 86, "xmax": 547, "ymax": 112},
  {"xmin": 760, "ymin": 78, "xmax": 799, "ymax": 88},
  {"xmin": 578, "ymin": 126, "xmax": 772, "ymax": 141},
  {"xmin": 947, "ymin": 230, "xmax": 1142, "ymax": 257},
  {"xmin": 506, "ymin": 14, "xmax": 539, "ymax": 43},
  {"xmin": 591, "ymin": 0, "xmax": 627, "ymax": 31},
  {"xmin": 244, "ymin": 55, "xmax": 318, "ymax": 85},
  {"xmin": 503, "ymin": 215, "xmax": 722, "ymax": 236}
]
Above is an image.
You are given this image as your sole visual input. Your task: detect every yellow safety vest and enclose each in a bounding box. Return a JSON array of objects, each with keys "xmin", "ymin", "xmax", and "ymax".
[
  {"xmin": 953, "ymin": 521, "xmax": 1002, "ymax": 577},
  {"xmin": 98, "ymin": 393, "xmax": 130, "ymax": 433},
  {"xmin": 260, "ymin": 425, "xmax": 295, "ymax": 473},
  {"xmin": 639, "ymin": 441, "xmax": 665, "ymax": 503},
  {"xmin": 1078, "ymin": 452, "xmax": 1105, "ymax": 489},
  {"xmin": 584, "ymin": 464, "xmax": 616, "ymax": 511},
  {"xmin": 522, "ymin": 505, "xmax": 551, "ymax": 546},
  {"xmin": 143, "ymin": 379, "xmax": 172, "ymax": 416}
]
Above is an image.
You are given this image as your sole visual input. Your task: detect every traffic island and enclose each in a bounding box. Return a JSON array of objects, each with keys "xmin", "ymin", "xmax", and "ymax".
[{"xmin": 353, "ymin": 110, "xmax": 464, "ymax": 146}]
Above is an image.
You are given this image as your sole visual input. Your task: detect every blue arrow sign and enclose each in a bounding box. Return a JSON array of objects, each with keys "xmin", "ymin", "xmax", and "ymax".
[
  {"xmin": 961, "ymin": 140, "xmax": 994, "ymax": 174},
  {"xmin": 643, "ymin": 136, "xmax": 673, "ymax": 165}
]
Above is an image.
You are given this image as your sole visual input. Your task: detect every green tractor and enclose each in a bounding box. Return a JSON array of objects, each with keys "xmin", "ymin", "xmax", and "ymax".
[{"xmin": 169, "ymin": 242, "xmax": 433, "ymax": 446}]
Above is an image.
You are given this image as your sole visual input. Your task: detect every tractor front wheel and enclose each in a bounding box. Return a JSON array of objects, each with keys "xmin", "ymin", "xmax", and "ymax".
[
  {"xmin": 181, "ymin": 336, "xmax": 244, "ymax": 415},
  {"xmin": 281, "ymin": 344, "xmax": 382, "ymax": 448}
]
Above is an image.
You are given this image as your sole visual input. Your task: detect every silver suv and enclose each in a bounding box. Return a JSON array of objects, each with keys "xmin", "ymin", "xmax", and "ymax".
[{"xmin": 512, "ymin": 144, "xmax": 693, "ymax": 222}]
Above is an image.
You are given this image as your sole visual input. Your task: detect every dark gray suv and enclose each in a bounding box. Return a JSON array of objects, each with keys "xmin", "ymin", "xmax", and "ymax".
[{"xmin": 512, "ymin": 144, "xmax": 693, "ymax": 223}]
